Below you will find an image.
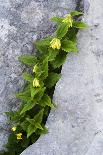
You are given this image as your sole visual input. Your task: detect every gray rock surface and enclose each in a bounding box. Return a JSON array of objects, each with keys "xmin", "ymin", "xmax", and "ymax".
[
  {"xmin": 21, "ymin": 0, "xmax": 103, "ymax": 155},
  {"xmin": 0, "ymin": 0, "xmax": 77, "ymax": 151}
]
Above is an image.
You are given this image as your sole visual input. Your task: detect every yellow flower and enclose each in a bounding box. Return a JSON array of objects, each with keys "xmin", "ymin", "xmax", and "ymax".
[
  {"xmin": 33, "ymin": 78, "xmax": 40, "ymax": 87},
  {"xmin": 16, "ymin": 133, "xmax": 22, "ymax": 140},
  {"xmin": 11, "ymin": 126, "xmax": 16, "ymax": 132},
  {"xmin": 50, "ymin": 38, "xmax": 61, "ymax": 50},
  {"xmin": 33, "ymin": 65, "xmax": 38, "ymax": 73},
  {"xmin": 62, "ymin": 14, "xmax": 73, "ymax": 27}
]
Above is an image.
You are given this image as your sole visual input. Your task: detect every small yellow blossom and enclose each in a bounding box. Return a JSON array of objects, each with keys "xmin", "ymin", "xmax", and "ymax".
[
  {"xmin": 33, "ymin": 78, "xmax": 40, "ymax": 87},
  {"xmin": 33, "ymin": 65, "xmax": 38, "ymax": 73},
  {"xmin": 11, "ymin": 126, "xmax": 16, "ymax": 132},
  {"xmin": 16, "ymin": 133, "xmax": 22, "ymax": 140},
  {"xmin": 62, "ymin": 14, "xmax": 73, "ymax": 27},
  {"xmin": 50, "ymin": 38, "xmax": 61, "ymax": 50}
]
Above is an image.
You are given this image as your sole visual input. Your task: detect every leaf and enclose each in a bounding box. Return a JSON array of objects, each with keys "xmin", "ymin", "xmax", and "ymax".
[
  {"xmin": 21, "ymin": 120, "xmax": 29, "ymax": 131},
  {"xmin": 62, "ymin": 39, "xmax": 78, "ymax": 52},
  {"xmin": 36, "ymin": 126, "xmax": 48, "ymax": 135},
  {"xmin": 23, "ymin": 72, "xmax": 34, "ymax": 82},
  {"xmin": 70, "ymin": 11, "xmax": 83, "ymax": 16},
  {"xmin": 51, "ymin": 16, "xmax": 63, "ymax": 23},
  {"xmin": 39, "ymin": 94, "xmax": 54, "ymax": 108},
  {"xmin": 67, "ymin": 27, "xmax": 78, "ymax": 42},
  {"xmin": 48, "ymin": 48, "xmax": 59, "ymax": 61},
  {"xmin": 35, "ymin": 123, "xmax": 43, "ymax": 130},
  {"xmin": 6, "ymin": 110, "xmax": 22, "ymax": 121},
  {"xmin": 56, "ymin": 23, "xmax": 69, "ymax": 39},
  {"xmin": 45, "ymin": 72, "xmax": 61, "ymax": 88},
  {"xmin": 20, "ymin": 101, "xmax": 36, "ymax": 115},
  {"xmin": 51, "ymin": 52, "xmax": 67, "ymax": 69},
  {"xmin": 40, "ymin": 57, "xmax": 48, "ymax": 80},
  {"xmin": 35, "ymin": 44, "xmax": 47, "ymax": 53},
  {"xmin": 35, "ymin": 38, "xmax": 51, "ymax": 53},
  {"xmin": 18, "ymin": 55, "xmax": 37, "ymax": 66},
  {"xmin": 27, "ymin": 124, "xmax": 36, "ymax": 138},
  {"xmin": 26, "ymin": 111, "xmax": 44, "ymax": 129},
  {"xmin": 16, "ymin": 90, "xmax": 31, "ymax": 102},
  {"xmin": 33, "ymin": 109, "xmax": 44, "ymax": 123},
  {"xmin": 5, "ymin": 111, "xmax": 14, "ymax": 118},
  {"xmin": 26, "ymin": 118, "xmax": 34, "ymax": 124},
  {"xmin": 30, "ymin": 86, "xmax": 41, "ymax": 98},
  {"xmin": 35, "ymin": 38, "xmax": 51, "ymax": 46},
  {"xmin": 73, "ymin": 21, "xmax": 88, "ymax": 29},
  {"xmin": 34, "ymin": 87, "xmax": 46, "ymax": 101}
]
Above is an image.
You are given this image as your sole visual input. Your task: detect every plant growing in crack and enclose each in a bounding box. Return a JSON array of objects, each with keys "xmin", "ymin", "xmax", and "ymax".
[{"xmin": 0, "ymin": 11, "xmax": 87, "ymax": 155}]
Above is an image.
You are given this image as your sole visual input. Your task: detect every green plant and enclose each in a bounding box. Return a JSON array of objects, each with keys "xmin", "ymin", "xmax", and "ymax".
[{"xmin": 0, "ymin": 11, "xmax": 87, "ymax": 155}]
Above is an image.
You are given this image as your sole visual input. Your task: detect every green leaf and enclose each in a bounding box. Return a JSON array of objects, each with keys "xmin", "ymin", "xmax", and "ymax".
[
  {"xmin": 73, "ymin": 21, "xmax": 88, "ymax": 29},
  {"xmin": 26, "ymin": 109, "xmax": 43, "ymax": 128},
  {"xmin": 30, "ymin": 86, "xmax": 41, "ymax": 98},
  {"xmin": 70, "ymin": 11, "xmax": 83, "ymax": 17},
  {"xmin": 48, "ymin": 48, "xmax": 59, "ymax": 61},
  {"xmin": 23, "ymin": 72, "xmax": 34, "ymax": 82},
  {"xmin": 5, "ymin": 111, "xmax": 14, "ymax": 118},
  {"xmin": 40, "ymin": 57, "xmax": 48, "ymax": 80},
  {"xmin": 51, "ymin": 52, "xmax": 67, "ymax": 69},
  {"xmin": 27, "ymin": 124, "xmax": 36, "ymax": 138},
  {"xmin": 21, "ymin": 120, "xmax": 29, "ymax": 131},
  {"xmin": 33, "ymin": 109, "xmax": 44, "ymax": 123},
  {"xmin": 18, "ymin": 55, "xmax": 37, "ymax": 66},
  {"xmin": 26, "ymin": 118, "xmax": 34, "ymax": 124},
  {"xmin": 45, "ymin": 72, "xmax": 61, "ymax": 88},
  {"xmin": 35, "ymin": 123, "xmax": 43, "ymax": 130},
  {"xmin": 56, "ymin": 23, "xmax": 69, "ymax": 39},
  {"xmin": 35, "ymin": 38, "xmax": 51, "ymax": 46},
  {"xmin": 67, "ymin": 27, "xmax": 78, "ymax": 42},
  {"xmin": 16, "ymin": 90, "xmax": 31, "ymax": 102},
  {"xmin": 39, "ymin": 94, "xmax": 54, "ymax": 108},
  {"xmin": 62, "ymin": 39, "xmax": 78, "ymax": 52},
  {"xmin": 51, "ymin": 16, "xmax": 63, "ymax": 23},
  {"xmin": 35, "ymin": 38, "xmax": 51, "ymax": 53},
  {"xmin": 34, "ymin": 87, "xmax": 46, "ymax": 101},
  {"xmin": 20, "ymin": 101, "xmax": 36, "ymax": 115},
  {"xmin": 36, "ymin": 126, "xmax": 48, "ymax": 135},
  {"xmin": 6, "ymin": 110, "xmax": 22, "ymax": 121}
]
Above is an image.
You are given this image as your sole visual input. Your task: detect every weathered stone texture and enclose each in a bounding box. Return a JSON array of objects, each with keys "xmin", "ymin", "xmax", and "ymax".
[
  {"xmin": 21, "ymin": 0, "xmax": 103, "ymax": 155},
  {"xmin": 0, "ymin": 0, "xmax": 76, "ymax": 151}
]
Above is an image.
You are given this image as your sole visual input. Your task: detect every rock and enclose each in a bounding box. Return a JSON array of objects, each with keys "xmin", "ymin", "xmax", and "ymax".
[
  {"xmin": 21, "ymin": 0, "xmax": 103, "ymax": 155},
  {"xmin": 0, "ymin": 0, "xmax": 77, "ymax": 151}
]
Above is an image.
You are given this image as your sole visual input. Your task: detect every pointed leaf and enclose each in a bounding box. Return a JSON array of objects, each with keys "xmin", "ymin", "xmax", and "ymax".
[
  {"xmin": 30, "ymin": 86, "xmax": 41, "ymax": 98},
  {"xmin": 37, "ymin": 87, "xmax": 45, "ymax": 100},
  {"xmin": 23, "ymin": 72, "xmax": 33, "ymax": 82},
  {"xmin": 62, "ymin": 39, "xmax": 78, "ymax": 52},
  {"xmin": 51, "ymin": 52, "xmax": 67, "ymax": 69},
  {"xmin": 18, "ymin": 55, "xmax": 37, "ymax": 66},
  {"xmin": 16, "ymin": 91, "xmax": 31, "ymax": 102},
  {"xmin": 51, "ymin": 16, "xmax": 63, "ymax": 23},
  {"xmin": 71, "ymin": 11, "xmax": 83, "ymax": 17},
  {"xmin": 48, "ymin": 48, "xmax": 59, "ymax": 61},
  {"xmin": 34, "ymin": 109, "xmax": 44, "ymax": 123},
  {"xmin": 20, "ymin": 102, "xmax": 36, "ymax": 115},
  {"xmin": 56, "ymin": 23, "xmax": 69, "ymax": 39},
  {"xmin": 35, "ymin": 123, "xmax": 43, "ymax": 130},
  {"xmin": 27, "ymin": 124, "xmax": 36, "ymax": 138},
  {"xmin": 39, "ymin": 94, "xmax": 54, "ymax": 108},
  {"xmin": 40, "ymin": 57, "xmax": 48, "ymax": 80},
  {"xmin": 21, "ymin": 120, "xmax": 29, "ymax": 131},
  {"xmin": 73, "ymin": 21, "xmax": 88, "ymax": 29},
  {"xmin": 35, "ymin": 38, "xmax": 51, "ymax": 53},
  {"xmin": 45, "ymin": 72, "xmax": 61, "ymax": 88}
]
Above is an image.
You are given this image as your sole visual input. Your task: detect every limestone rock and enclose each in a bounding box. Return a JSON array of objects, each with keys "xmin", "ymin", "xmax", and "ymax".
[
  {"xmin": 0, "ymin": 0, "xmax": 76, "ymax": 151},
  {"xmin": 21, "ymin": 0, "xmax": 103, "ymax": 155}
]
